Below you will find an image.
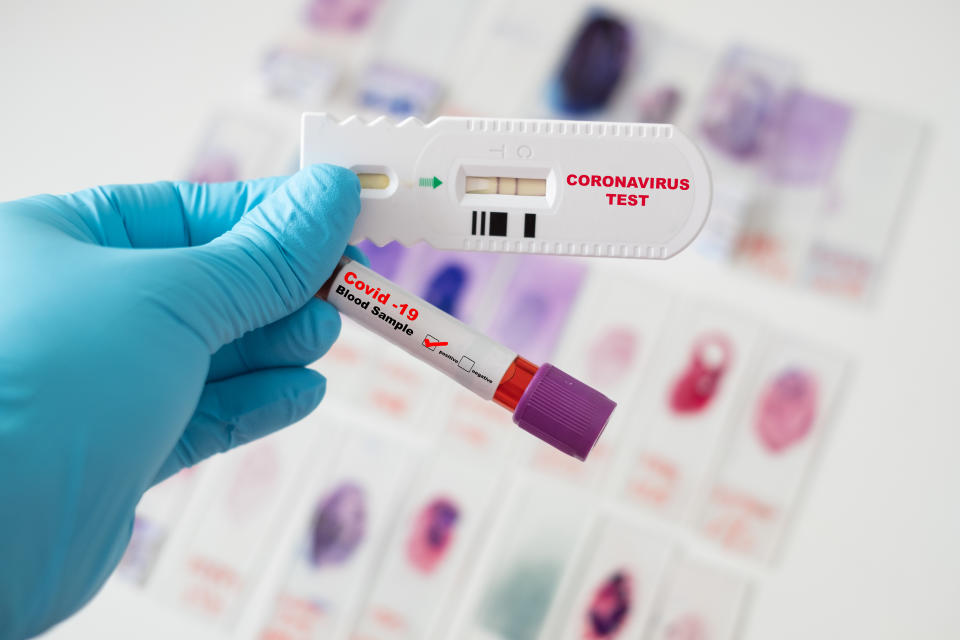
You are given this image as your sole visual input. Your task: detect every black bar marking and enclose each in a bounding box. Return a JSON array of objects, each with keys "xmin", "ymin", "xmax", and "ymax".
[
  {"xmin": 480, "ymin": 210, "xmax": 486, "ymax": 236},
  {"xmin": 489, "ymin": 211, "xmax": 507, "ymax": 236},
  {"xmin": 471, "ymin": 210, "xmax": 477, "ymax": 235},
  {"xmin": 524, "ymin": 213, "xmax": 536, "ymax": 238}
]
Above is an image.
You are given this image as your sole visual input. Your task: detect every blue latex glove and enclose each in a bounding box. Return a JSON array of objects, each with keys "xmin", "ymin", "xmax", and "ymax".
[{"xmin": 0, "ymin": 165, "xmax": 362, "ymax": 638}]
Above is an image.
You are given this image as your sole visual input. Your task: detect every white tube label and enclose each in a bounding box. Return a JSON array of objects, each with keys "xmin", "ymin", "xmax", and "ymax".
[{"xmin": 325, "ymin": 260, "xmax": 518, "ymax": 400}]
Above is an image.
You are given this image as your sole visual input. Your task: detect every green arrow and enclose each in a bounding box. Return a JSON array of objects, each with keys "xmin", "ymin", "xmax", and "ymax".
[{"xmin": 419, "ymin": 176, "xmax": 442, "ymax": 189}]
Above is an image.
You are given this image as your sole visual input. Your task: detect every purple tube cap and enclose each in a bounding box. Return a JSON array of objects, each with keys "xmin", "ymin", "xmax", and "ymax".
[{"xmin": 512, "ymin": 363, "xmax": 617, "ymax": 461}]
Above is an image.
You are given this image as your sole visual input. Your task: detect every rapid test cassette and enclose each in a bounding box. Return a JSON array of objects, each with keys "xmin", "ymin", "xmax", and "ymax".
[{"xmin": 301, "ymin": 114, "xmax": 712, "ymax": 258}]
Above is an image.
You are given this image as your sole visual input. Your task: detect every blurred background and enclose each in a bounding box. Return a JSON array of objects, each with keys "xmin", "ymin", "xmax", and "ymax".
[{"xmin": 1, "ymin": 0, "xmax": 958, "ymax": 638}]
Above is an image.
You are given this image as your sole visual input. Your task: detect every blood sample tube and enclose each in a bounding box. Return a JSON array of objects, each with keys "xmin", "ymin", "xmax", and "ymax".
[{"xmin": 317, "ymin": 257, "xmax": 615, "ymax": 460}]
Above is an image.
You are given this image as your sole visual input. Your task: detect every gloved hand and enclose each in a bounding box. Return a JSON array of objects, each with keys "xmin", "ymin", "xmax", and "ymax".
[{"xmin": 0, "ymin": 165, "xmax": 362, "ymax": 639}]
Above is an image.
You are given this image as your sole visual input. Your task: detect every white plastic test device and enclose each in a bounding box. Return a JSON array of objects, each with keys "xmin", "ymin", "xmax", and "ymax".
[{"xmin": 301, "ymin": 113, "xmax": 712, "ymax": 258}]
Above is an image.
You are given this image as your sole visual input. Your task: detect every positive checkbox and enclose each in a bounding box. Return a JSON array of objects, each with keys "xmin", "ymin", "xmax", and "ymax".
[{"xmin": 424, "ymin": 334, "xmax": 439, "ymax": 350}]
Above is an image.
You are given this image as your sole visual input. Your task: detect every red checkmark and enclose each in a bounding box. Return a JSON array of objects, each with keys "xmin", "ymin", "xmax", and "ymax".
[{"xmin": 424, "ymin": 339, "xmax": 448, "ymax": 348}]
